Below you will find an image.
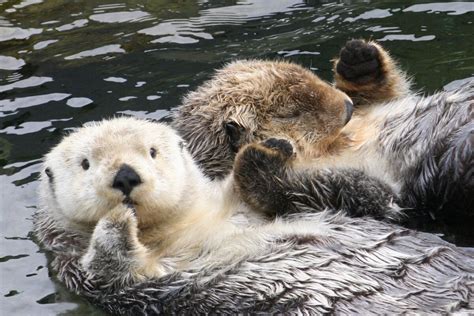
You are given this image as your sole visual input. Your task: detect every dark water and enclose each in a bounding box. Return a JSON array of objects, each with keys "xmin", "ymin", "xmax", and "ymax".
[{"xmin": 0, "ymin": 0, "xmax": 473, "ymax": 314}]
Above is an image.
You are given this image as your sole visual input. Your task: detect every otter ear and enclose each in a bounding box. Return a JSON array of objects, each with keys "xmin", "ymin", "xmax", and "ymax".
[{"xmin": 224, "ymin": 121, "xmax": 246, "ymax": 153}]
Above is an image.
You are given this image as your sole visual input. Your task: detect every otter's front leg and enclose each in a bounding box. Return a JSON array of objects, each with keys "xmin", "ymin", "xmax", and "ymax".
[
  {"xmin": 234, "ymin": 138, "xmax": 401, "ymax": 221},
  {"xmin": 333, "ymin": 39, "xmax": 411, "ymax": 106},
  {"xmin": 81, "ymin": 204, "xmax": 163, "ymax": 287}
]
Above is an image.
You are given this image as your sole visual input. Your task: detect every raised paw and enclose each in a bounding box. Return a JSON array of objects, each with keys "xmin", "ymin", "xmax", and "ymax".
[
  {"xmin": 87, "ymin": 204, "xmax": 139, "ymax": 255},
  {"xmin": 336, "ymin": 39, "xmax": 382, "ymax": 84},
  {"xmin": 233, "ymin": 139, "xmax": 294, "ymax": 216},
  {"xmin": 261, "ymin": 138, "xmax": 295, "ymax": 160},
  {"xmin": 81, "ymin": 204, "xmax": 143, "ymax": 277}
]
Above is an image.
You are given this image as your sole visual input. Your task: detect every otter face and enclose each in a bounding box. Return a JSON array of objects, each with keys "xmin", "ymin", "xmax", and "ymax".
[
  {"xmin": 40, "ymin": 117, "xmax": 190, "ymax": 227},
  {"xmin": 175, "ymin": 60, "xmax": 353, "ymax": 178}
]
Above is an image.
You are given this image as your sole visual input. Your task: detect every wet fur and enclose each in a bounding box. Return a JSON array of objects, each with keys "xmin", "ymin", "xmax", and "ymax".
[
  {"xmin": 35, "ymin": 208, "xmax": 474, "ymax": 315},
  {"xmin": 173, "ymin": 59, "xmax": 353, "ymax": 180},
  {"xmin": 172, "ymin": 39, "xmax": 473, "ymax": 229},
  {"xmin": 234, "ymin": 138, "xmax": 401, "ymax": 221},
  {"xmin": 33, "ymin": 117, "xmax": 474, "ymax": 314}
]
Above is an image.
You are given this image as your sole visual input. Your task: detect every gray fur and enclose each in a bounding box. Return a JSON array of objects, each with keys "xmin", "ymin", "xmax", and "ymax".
[
  {"xmin": 174, "ymin": 80, "xmax": 474, "ymax": 225},
  {"xmin": 32, "ymin": 78, "xmax": 473, "ymax": 314},
  {"xmin": 379, "ymin": 81, "xmax": 473, "ymax": 219},
  {"xmin": 34, "ymin": 208, "xmax": 474, "ymax": 314},
  {"xmin": 233, "ymin": 139, "xmax": 402, "ymax": 221}
]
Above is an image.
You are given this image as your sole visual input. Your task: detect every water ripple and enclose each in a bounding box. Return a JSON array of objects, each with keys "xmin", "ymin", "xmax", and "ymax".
[
  {"xmin": 89, "ymin": 11, "xmax": 152, "ymax": 24},
  {"xmin": 0, "ymin": 27, "xmax": 42, "ymax": 42},
  {"xmin": 0, "ymin": 93, "xmax": 70, "ymax": 116},
  {"xmin": 0, "ymin": 56, "xmax": 25, "ymax": 71},
  {"xmin": 0, "ymin": 76, "xmax": 53, "ymax": 93},
  {"xmin": 64, "ymin": 44, "xmax": 125, "ymax": 60},
  {"xmin": 404, "ymin": 2, "xmax": 474, "ymax": 15}
]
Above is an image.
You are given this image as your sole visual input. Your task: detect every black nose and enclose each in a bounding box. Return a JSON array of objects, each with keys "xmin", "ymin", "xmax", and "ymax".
[
  {"xmin": 112, "ymin": 164, "xmax": 142, "ymax": 196},
  {"xmin": 344, "ymin": 99, "xmax": 354, "ymax": 125}
]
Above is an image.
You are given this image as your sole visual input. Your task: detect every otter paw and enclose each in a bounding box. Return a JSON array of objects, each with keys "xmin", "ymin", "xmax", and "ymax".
[
  {"xmin": 258, "ymin": 138, "xmax": 297, "ymax": 163},
  {"xmin": 336, "ymin": 39, "xmax": 382, "ymax": 84},
  {"xmin": 91, "ymin": 204, "xmax": 139, "ymax": 251},
  {"xmin": 261, "ymin": 138, "xmax": 295, "ymax": 159}
]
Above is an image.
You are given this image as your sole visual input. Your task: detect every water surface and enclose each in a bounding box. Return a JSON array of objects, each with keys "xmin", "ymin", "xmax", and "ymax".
[{"xmin": 1, "ymin": 0, "xmax": 473, "ymax": 314}]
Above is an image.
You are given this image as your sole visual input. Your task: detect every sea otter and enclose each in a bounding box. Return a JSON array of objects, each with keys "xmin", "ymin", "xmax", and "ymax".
[
  {"xmin": 172, "ymin": 39, "xmax": 473, "ymax": 233},
  {"xmin": 34, "ymin": 117, "xmax": 474, "ymax": 314}
]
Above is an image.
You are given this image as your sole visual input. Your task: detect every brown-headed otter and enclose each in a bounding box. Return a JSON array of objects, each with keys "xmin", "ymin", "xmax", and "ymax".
[{"xmin": 172, "ymin": 39, "xmax": 473, "ymax": 232}]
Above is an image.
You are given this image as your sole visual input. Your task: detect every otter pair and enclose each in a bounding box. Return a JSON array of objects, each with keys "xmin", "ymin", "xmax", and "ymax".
[
  {"xmin": 34, "ymin": 40, "xmax": 474, "ymax": 314},
  {"xmin": 34, "ymin": 118, "xmax": 474, "ymax": 314}
]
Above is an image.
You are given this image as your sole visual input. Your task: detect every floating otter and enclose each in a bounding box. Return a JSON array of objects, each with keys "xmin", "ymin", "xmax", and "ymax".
[
  {"xmin": 34, "ymin": 117, "xmax": 474, "ymax": 314},
  {"xmin": 172, "ymin": 39, "xmax": 474, "ymax": 231}
]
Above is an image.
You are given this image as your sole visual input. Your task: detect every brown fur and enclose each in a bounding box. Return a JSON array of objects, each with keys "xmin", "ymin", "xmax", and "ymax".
[{"xmin": 173, "ymin": 59, "xmax": 353, "ymax": 179}]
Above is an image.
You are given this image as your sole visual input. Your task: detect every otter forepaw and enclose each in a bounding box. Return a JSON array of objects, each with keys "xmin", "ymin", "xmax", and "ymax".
[
  {"xmin": 234, "ymin": 138, "xmax": 295, "ymax": 176},
  {"xmin": 89, "ymin": 204, "xmax": 139, "ymax": 254},
  {"xmin": 261, "ymin": 138, "xmax": 295, "ymax": 160},
  {"xmin": 336, "ymin": 39, "xmax": 382, "ymax": 84}
]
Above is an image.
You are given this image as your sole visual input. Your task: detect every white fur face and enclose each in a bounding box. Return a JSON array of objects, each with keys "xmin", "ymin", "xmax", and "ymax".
[{"xmin": 39, "ymin": 117, "xmax": 194, "ymax": 227}]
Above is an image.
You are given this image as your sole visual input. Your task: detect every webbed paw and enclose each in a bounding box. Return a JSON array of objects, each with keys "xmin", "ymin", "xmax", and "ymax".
[{"xmin": 336, "ymin": 39, "xmax": 382, "ymax": 84}]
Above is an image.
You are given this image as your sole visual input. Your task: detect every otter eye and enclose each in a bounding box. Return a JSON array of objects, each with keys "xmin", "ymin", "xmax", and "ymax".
[
  {"xmin": 81, "ymin": 159, "xmax": 90, "ymax": 170},
  {"xmin": 150, "ymin": 147, "xmax": 157, "ymax": 158}
]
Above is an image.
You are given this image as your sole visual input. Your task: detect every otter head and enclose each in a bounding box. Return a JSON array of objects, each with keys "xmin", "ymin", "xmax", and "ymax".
[
  {"xmin": 39, "ymin": 117, "xmax": 194, "ymax": 228},
  {"xmin": 173, "ymin": 59, "xmax": 353, "ymax": 179}
]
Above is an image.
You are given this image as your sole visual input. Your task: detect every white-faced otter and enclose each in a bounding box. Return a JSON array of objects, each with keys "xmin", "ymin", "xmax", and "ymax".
[
  {"xmin": 34, "ymin": 117, "xmax": 474, "ymax": 314},
  {"xmin": 172, "ymin": 39, "xmax": 474, "ymax": 232}
]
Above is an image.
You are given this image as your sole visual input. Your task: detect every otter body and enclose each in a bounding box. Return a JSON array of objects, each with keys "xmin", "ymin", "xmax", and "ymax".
[
  {"xmin": 34, "ymin": 117, "xmax": 474, "ymax": 314},
  {"xmin": 172, "ymin": 40, "xmax": 473, "ymax": 227}
]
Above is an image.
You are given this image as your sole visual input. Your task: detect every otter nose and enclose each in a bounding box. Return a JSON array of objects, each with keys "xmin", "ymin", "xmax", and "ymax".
[
  {"xmin": 112, "ymin": 164, "xmax": 142, "ymax": 196},
  {"xmin": 344, "ymin": 99, "xmax": 354, "ymax": 125}
]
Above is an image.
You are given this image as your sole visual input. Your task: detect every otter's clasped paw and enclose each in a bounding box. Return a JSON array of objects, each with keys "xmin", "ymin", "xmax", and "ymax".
[
  {"xmin": 123, "ymin": 198, "xmax": 137, "ymax": 216},
  {"xmin": 261, "ymin": 138, "xmax": 295, "ymax": 160},
  {"xmin": 336, "ymin": 39, "xmax": 382, "ymax": 84}
]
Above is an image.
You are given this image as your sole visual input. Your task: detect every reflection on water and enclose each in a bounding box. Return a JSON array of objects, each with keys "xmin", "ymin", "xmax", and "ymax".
[{"xmin": 0, "ymin": 0, "xmax": 473, "ymax": 314}]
